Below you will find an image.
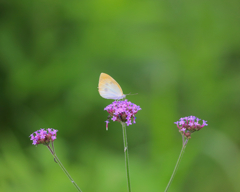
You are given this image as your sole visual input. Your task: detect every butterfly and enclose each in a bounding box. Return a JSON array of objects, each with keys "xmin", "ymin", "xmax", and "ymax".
[{"xmin": 98, "ymin": 73, "xmax": 126, "ymax": 100}]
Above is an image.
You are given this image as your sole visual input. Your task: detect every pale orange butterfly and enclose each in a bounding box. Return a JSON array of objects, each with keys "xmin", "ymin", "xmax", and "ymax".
[{"xmin": 98, "ymin": 73, "xmax": 126, "ymax": 100}]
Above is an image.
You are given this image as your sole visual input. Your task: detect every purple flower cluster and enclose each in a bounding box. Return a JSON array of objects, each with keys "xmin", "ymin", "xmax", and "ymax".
[
  {"xmin": 104, "ymin": 99, "xmax": 141, "ymax": 129},
  {"xmin": 30, "ymin": 128, "xmax": 58, "ymax": 145},
  {"xmin": 174, "ymin": 116, "xmax": 208, "ymax": 138}
]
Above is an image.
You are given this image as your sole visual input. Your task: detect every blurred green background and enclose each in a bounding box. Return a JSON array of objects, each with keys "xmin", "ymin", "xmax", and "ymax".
[{"xmin": 1, "ymin": 0, "xmax": 240, "ymax": 191}]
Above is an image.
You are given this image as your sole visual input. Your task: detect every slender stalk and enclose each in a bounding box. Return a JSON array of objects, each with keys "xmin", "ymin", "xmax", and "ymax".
[
  {"xmin": 182, "ymin": 135, "xmax": 184, "ymax": 145},
  {"xmin": 121, "ymin": 122, "xmax": 132, "ymax": 192},
  {"xmin": 47, "ymin": 144, "xmax": 82, "ymax": 192},
  {"xmin": 164, "ymin": 139, "xmax": 189, "ymax": 192}
]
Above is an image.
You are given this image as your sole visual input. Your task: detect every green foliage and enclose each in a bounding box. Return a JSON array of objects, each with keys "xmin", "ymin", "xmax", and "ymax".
[{"xmin": 1, "ymin": 0, "xmax": 240, "ymax": 191}]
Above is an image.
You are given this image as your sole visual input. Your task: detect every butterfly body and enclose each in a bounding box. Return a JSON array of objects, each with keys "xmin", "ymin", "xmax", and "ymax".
[{"xmin": 98, "ymin": 73, "xmax": 126, "ymax": 100}]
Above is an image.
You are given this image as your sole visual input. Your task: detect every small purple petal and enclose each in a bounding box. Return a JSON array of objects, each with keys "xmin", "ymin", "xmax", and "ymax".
[
  {"xmin": 32, "ymin": 140, "xmax": 38, "ymax": 145},
  {"xmin": 202, "ymin": 120, "xmax": 208, "ymax": 126},
  {"xmin": 47, "ymin": 128, "xmax": 52, "ymax": 133},
  {"xmin": 51, "ymin": 129, "xmax": 58, "ymax": 135},
  {"xmin": 29, "ymin": 134, "xmax": 35, "ymax": 140},
  {"xmin": 179, "ymin": 120, "xmax": 185, "ymax": 125},
  {"xmin": 188, "ymin": 116, "xmax": 196, "ymax": 121},
  {"xmin": 188, "ymin": 122, "xmax": 194, "ymax": 126},
  {"xmin": 39, "ymin": 129, "xmax": 47, "ymax": 135},
  {"xmin": 40, "ymin": 134, "xmax": 45, "ymax": 139},
  {"xmin": 112, "ymin": 116, "xmax": 117, "ymax": 121},
  {"xmin": 196, "ymin": 118, "xmax": 201, "ymax": 122},
  {"xmin": 194, "ymin": 122, "xmax": 200, "ymax": 126},
  {"xmin": 126, "ymin": 120, "xmax": 132, "ymax": 126}
]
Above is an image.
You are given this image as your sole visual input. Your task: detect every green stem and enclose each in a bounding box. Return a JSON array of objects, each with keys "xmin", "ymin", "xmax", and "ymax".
[
  {"xmin": 47, "ymin": 144, "xmax": 83, "ymax": 192},
  {"xmin": 164, "ymin": 139, "xmax": 188, "ymax": 192},
  {"xmin": 121, "ymin": 122, "xmax": 132, "ymax": 192}
]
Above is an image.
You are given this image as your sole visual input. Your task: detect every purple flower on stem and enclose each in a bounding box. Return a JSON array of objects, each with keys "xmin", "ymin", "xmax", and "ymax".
[
  {"xmin": 174, "ymin": 116, "xmax": 208, "ymax": 139},
  {"xmin": 29, "ymin": 129, "xmax": 83, "ymax": 191},
  {"xmin": 29, "ymin": 128, "xmax": 58, "ymax": 145},
  {"xmin": 104, "ymin": 99, "xmax": 141, "ymax": 129}
]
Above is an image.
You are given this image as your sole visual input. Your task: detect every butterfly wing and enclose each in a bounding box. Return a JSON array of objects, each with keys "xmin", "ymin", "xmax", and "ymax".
[{"xmin": 98, "ymin": 73, "xmax": 126, "ymax": 99}]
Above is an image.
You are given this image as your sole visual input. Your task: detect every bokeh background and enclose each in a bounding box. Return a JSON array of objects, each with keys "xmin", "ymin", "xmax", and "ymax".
[{"xmin": 1, "ymin": 0, "xmax": 240, "ymax": 192}]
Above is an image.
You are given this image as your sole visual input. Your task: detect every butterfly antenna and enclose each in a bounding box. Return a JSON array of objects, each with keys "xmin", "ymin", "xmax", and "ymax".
[{"xmin": 126, "ymin": 92, "xmax": 138, "ymax": 96}]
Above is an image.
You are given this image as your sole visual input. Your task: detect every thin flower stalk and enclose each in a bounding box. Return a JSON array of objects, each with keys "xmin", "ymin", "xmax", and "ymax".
[
  {"xmin": 30, "ymin": 128, "xmax": 82, "ymax": 192},
  {"xmin": 164, "ymin": 138, "xmax": 188, "ymax": 192},
  {"xmin": 121, "ymin": 122, "xmax": 131, "ymax": 192},
  {"xmin": 104, "ymin": 100, "xmax": 141, "ymax": 192},
  {"xmin": 164, "ymin": 116, "xmax": 208, "ymax": 192}
]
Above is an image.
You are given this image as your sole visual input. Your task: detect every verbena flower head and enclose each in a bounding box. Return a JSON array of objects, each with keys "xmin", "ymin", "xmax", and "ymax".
[
  {"xmin": 174, "ymin": 116, "xmax": 208, "ymax": 139},
  {"xmin": 30, "ymin": 128, "xmax": 58, "ymax": 145},
  {"xmin": 104, "ymin": 99, "xmax": 141, "ymax": 129}
]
